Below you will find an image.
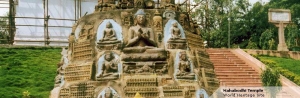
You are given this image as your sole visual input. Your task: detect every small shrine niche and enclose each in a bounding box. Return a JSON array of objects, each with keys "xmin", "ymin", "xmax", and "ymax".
[
  {"xmin": 96, "ymin": 19, "xmax": 122, "ymax": 50},
  {"xmin": 52, "ymin": 1, "xmax": 220, "ymax": 97},
  {"xmin": 97, "ymin": 87, "xmax": 120, "ymax": 98},
  {"xmin": 174, "ymin": 51, "xmax": 195, "ymax": 80},
  {"xmin": 164, "ymin": 20, "xmax": 187, "ymax": 49},
  {"xmin": 96, "ymin": 51, "xmax": 121, "ymax": 81}
]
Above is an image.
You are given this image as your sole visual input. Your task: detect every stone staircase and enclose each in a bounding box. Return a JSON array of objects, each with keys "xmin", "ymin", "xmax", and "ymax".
[{"xmin": 207, "ymin": 49, "xmax": 262, "ymax": 87}]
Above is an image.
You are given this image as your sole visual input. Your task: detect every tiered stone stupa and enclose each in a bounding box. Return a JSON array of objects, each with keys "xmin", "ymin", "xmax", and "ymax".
[{"xmin": 51, "ymin": 0, "xmax": 219, "ymax": 98}]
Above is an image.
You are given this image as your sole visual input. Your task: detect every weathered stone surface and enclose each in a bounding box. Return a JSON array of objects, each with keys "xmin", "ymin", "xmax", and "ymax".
[{"xmin": 51, "ymin": 1, "xmax": 219, "ymax": 98}]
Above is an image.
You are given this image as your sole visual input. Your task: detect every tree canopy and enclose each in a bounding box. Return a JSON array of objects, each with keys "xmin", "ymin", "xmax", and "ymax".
[{"xmin": 192, "ymin": 0, "xmax": 300, "ymax": 49}]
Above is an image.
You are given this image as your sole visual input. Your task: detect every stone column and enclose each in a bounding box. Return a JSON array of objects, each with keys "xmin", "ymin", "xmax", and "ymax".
[{"xmin": 276, "ymin": 22, "xmax": 289, "ymax": 51}]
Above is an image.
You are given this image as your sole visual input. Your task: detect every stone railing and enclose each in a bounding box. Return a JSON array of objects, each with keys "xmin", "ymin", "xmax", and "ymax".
[
  {"xmin": 244, "ymin": 49, "xmax": 300, "ymax": 60},
  {"xmin": 231, "ymin": 49, "xmax": 300, "ymax": 97}
]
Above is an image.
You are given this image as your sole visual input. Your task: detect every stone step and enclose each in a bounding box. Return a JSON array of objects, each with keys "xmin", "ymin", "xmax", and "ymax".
[
  {"xmin": 215, "ymin": 71, "xmax": 259, "ymax": 74},
  {"xmin": 211, "ymin": 60, "xmax": 245, "ymax": 63},
  {"xmin": 221, "ymin": 82, "xmax": 262, "ymax": 87},
  {"xmin": 207, "ymin": 49, "xmax": 262, "ymax": 87},
  {"xmin": 213, "ymin": 64, "xmax": 249, "ymax": 66},
  {"xmin": 218, "ymin": 78, "xmax": 261, "ymax": 81},
  {"xmin": 212, "ymin": 62, "xmax": 246, "ymax": 65},
  {"xmin": 219, "ymin": 79, "xmax": 261, "ymax": 83},
  {"xmin": 215, "ymin": 67, "xmax": 255, "ymax": 71},
  {"xmin": 216, "ymin": 74, "xmax": 260, "ymax": 77}
]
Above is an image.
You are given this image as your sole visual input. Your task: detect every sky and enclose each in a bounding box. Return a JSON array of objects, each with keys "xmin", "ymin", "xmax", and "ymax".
[
  {"xmin": 0, "ymin": 0, "xmax": 270, "ymax": 17},
  {"xmin": 249, "ymin": 0, "xmax": 270, "ymax": 4}
]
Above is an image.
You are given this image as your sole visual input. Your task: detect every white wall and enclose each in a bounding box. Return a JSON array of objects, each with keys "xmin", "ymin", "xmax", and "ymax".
[{"xmin": 14, "ymin": 0, "xmax": 97, "ymax": 46}]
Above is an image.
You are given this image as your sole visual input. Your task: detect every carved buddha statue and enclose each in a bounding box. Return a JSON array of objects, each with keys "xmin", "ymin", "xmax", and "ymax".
[
  {"xmin": 167, "ymin": 22, "xmax": 187, "ymax": 49},
  {"xmin": 126, "ymin": 9, "xmax": 157, "ymax": 47},
  {"xmin": 176, "ymin": 51, "xmax": 195, "ymax": 79},
  {"xmin": 97, "ymin": 52, "xmax": 119, "ymax": 79},
  {"xmin": 100, "ymin": 22, "xmax": 118, "ymax": 42},
  {"xmin": 170, "ymin": 22, "xmax": 181, "ymax": 39}
]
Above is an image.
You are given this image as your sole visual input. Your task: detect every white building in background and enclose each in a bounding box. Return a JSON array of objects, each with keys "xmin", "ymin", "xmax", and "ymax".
[{"xmin": 13, "ymin": 0, "xmax": 97, "ymax": 46}]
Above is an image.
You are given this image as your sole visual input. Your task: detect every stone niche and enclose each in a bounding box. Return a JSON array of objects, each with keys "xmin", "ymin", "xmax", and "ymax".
[{"xmin": 51, "ymin": 2, "xmax": 219, "ymax": 98}]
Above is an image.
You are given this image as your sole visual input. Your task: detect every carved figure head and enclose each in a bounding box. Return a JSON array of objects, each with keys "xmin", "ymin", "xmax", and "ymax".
[
  {"xmin": 180, "ymin": 51, "xmax": 187, "ymax": 61},
  {"xmin": 135, "ymin": 9, "xmax": 146, "ymax": 26},
  {"xmin": 172, "ymin": 22, "xmax": 178, "ymax": 27},
  {"xmin": 104, "ymin": 52, "xmax": 114, "ymax": 61},
  {"xmin": 104, "ymin": 88, "xmax": 112, "ymax": 98},
  {"xmin": 106, "ymin": 22, "xmax": 112, "ymax": 28}
]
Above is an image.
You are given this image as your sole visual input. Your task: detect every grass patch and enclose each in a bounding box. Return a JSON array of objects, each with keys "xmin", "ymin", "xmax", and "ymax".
[
  {"xmin": 0, "ymin": 47, "xmax": 61, "ymax": 98},
  {"xmin": 257, "ymin": 55, "xmax": 300, "ymax": 85}
]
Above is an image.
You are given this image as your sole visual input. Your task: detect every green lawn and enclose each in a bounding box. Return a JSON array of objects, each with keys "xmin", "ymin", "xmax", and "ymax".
[
  {"xmin": 0, "ymin": 47, "xmax": 61, "ymax": 98},
  {"xmin": 257, "ymin": 55, "xmax": 300, "ymax": 85}
]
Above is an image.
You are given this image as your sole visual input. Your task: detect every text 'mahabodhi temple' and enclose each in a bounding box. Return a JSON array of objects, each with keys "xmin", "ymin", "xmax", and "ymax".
[{"xmin": 52, "ymin": 0, "xmax": 219, "ymax": 98}]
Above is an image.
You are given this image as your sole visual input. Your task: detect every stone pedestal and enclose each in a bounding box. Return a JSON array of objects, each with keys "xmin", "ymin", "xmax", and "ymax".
[
  {"xmin": 167, "ymin": 39, "xmax": 187, "ymax": 49},
  {"xmin": 97, "ymin": 40, "xmax": 121, "ymax": 50},
  {"xmin": 276, "ymin": 22, "xmax": 289, "ymax": 51}
]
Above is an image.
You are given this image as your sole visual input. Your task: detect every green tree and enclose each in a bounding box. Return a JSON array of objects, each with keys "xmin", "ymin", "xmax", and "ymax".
[
  {"xmin": 261, "ymin": 68, "xmax": 282, "ymax": 98},
  {"xmin": 0, "ymin": 13, "xmax": 9, "ymax": 44}
]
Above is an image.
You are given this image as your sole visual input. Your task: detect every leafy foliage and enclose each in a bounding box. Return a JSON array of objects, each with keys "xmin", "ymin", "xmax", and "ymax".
[
  {"xmin": 193, "ymin": 0, "xmax": 300, "ymax": 49},
  {"xmin": 0, "ymin": 47, "xmax": 61, "ymax": 98},
  {"xmin": 0, "ymin": 13, "xmax": 9, "ymax": 44},
  {"xmin": 261, "ymin": 67, "xmax": 281, "ymax": 98},
  {"xmin": 258, "ymin": 55, "xmax": 300, "ymax": 86}
]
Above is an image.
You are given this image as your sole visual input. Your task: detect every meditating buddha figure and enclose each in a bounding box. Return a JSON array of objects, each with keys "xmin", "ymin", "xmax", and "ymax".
[
  {"xmin": 100, "ymin": 22, "xmax": 118, "ymax": 42},
  {"xmin": 170, "ymin": 22, "xmax": 181, "ymax": 39},
  {"xmin": 126, "ymin": 9, "xmax": 157, "ymax": 47},
  {"xmin": 97, "ymin": 52, "xmax": 119, "ymax": 79},
  {"xmin": 176, "ymin": 51, "xmax": 195, "ymax": 79}
]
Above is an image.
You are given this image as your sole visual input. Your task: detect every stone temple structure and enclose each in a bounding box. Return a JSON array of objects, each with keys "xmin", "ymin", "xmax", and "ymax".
[{"xmin": 51, "ymin": 0, "xmax": 219, "ymax": 98}]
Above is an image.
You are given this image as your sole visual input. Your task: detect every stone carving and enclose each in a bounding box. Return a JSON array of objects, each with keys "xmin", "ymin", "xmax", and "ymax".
[
  {"xmin": 73, "ymin": 41, "xmax": 93, "ymax": 61},
  {"xmin": 163, "ymin": 10, "xmax": 176, "ymax": 19},
  {"xmin": 153, "ymin": 10, "xmax": 163, "ymax": 31},
  {"xmin": 176, "ymin": 51, "xmax": 195, "ymax": 79},
  {"xmin": 136, "ymin": 64, "xmax": 154, "ymax": 73},
  {"xmin": 100, "ymin": 22, "xmax": 118, "ymax": 41},
  {"xmin": 153, "ymin": 10, "xmax": 163, "ymax": 42},
  {"xmin": 52, "ymin": 2, "xmax": 220, "ymax": 97},
  {"xmin": 179, "ymin": 13, "xmax": 189, "ymax": 29},
  {"xmin": 183, "ymin": 88, "xmax": 192, "ymax": 98},
  {"xmin": 121, "ymin": 12, "xmax": 133, "ymax": 26},
  {"xmin": 170, "ymin": 22, "xmax": 181, "ymax": 39},
  {"xmin": 119, "ymin": 0, "xmax": 134, "ymax": 9},
  {"xmin": 97, "ymin": 22, "xmax": 121, "ymax": 50},
  {"xmin": 99, "ymin": 87, "xmax": 119, "ymax": 98},
  {"xmin": 126, "ymin": 9, "xmax": 157, "ymax": 47},
  {"xmin": 97, "ymin": 52, "xmax": 119, "ymax": 80},
  {"xmin": 54, "ymin": 66, "xmax": 63, "ymax": 87},
  {"xmin": 135, "ymin": 0, "xmax": 144, "ymax": 8},
  {"xmin": 78, "ymin": 23, "xmax": 94, "ymax": 42},
  {"xmin": 64, "ymin": 62, "xmax": 93, "ymax": 82},
  {"xmin": 167, "ymin": 22, "xmax": 187, "ymax": 49},
  {"xmin": 159, "ymin": 65, "xmax": 168, "ymax": 74},
  {"xmin": 96, "ymin": 0, "xmax": 115, "ymax": 12},
  {"xmin": 68, "ymin": 33, "xmax": 75, "ymax": 50}
]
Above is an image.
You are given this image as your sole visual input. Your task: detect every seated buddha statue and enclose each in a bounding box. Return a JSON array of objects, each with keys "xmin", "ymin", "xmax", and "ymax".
[
  {"xmin": 126, "ymin": 9, "xmax": 157, "ymax": 47},
  {"xmin": 97, "ymin": 52, "xmax": 119, "ymax": 80},
  {"xmin": 100, "ymin": 22, "xmax": 118, "ymax": 42},
  {"xmin": 167, "ymin": 22, "xmax": 187, "ymax": 49},
  {"xmin": 176, "ymin": 51, "xmax": 195, "ymax": 79},
  {"xmin": 97, "ymin": 21, "xmax": 121, "ymax": 50},
  {"xmin": 170, "ymin": 22, "xmax": 181, "ymax": 39}
]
